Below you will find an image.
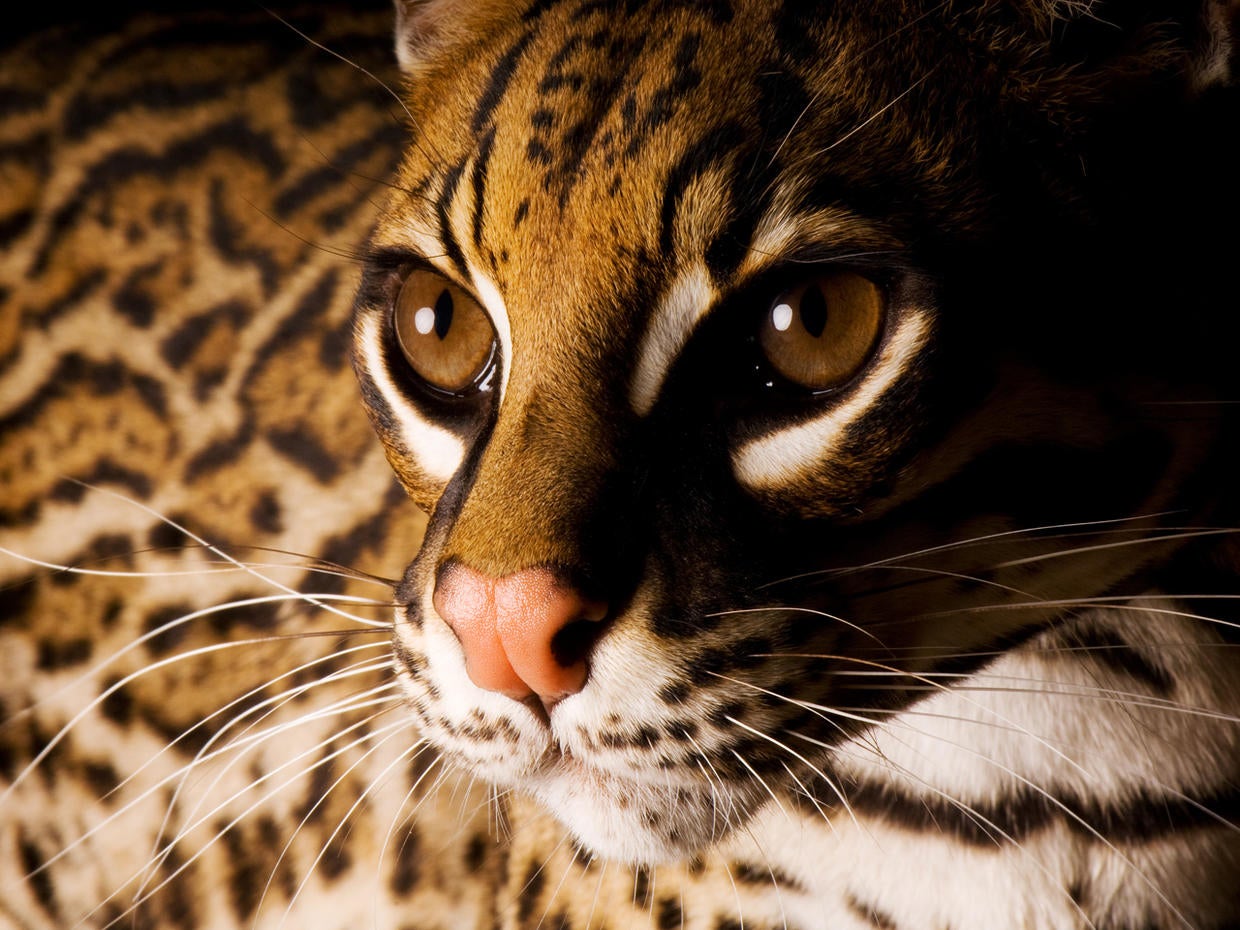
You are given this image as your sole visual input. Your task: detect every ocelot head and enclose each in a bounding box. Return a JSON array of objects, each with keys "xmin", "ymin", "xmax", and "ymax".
[{"xmin": 351, "ymin": 0, "xmax": 1238, "ymax": 864}]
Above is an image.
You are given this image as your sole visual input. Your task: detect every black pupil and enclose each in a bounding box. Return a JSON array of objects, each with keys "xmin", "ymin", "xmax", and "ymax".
[
  {"xmin": 799, "ymin": 285, "xmax": 828, "ymax": 338},
  {"xmin": 434, "ymin": 289, "xmax": 454, "ymax": 340}
]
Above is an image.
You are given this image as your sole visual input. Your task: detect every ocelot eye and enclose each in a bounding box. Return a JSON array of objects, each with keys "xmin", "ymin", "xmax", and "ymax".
[
  {"xmin": 393, "ymin": 270, "xmax": 497, "ymax": 393},
  {"xmin": 758, "ymin": 272, "xmax": 884, "ymax": 392}
]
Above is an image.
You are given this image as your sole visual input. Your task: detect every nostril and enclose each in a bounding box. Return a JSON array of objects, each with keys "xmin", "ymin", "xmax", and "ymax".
[{"xmin": 549, "ymin": 613, "xmax": 608, "ymax": 669}]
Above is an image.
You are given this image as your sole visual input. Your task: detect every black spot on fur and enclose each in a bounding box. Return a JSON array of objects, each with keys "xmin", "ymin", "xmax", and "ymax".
[
  {"xmin": 100, "ymin": 677, "xmax": 134, "ymax": 725},
  {"xmin": 207, "ymin": 176, "xmax": 282, "ymax": 297},
  {"xmin": 845, "ymin": 893, "xmax": 899, "ymax": 930},
  {"xmin": 633, "ymin": 864, "xmax": 653, "ymax": 909},
  {"xmin": 0, "ymin": 582, "xmax": 35, "ymax": 629},
  {"xmin": 35, "ymin": 637, "xmax": 92, "ymax": 670},
  {"xmin": 267, "ymin": 426, "xmax": 339, "ymax": 483},
  {"xmin": 19, "ymin": 835, "xmax": 56, "ymax": 916},
  {"xmin": 471, "ymin": 29, "xmax": 538, "ymax": 134},
  {"xmin": 658, "ymin": 120, "xmax": 745, "ymax": 258},
  {"xmin": 656, "ymin": 896, "xmax": 683, "ymax": 930},
  {"xmin": 659, "ymin": 680, "xmax": 691, "ymax": 704},
  {"xmin": 390, "ymin": 827, "xmax": 421, "ymax": 895},
  {"xmin": 160, "ymin": 299, "xmax": 249, "ymax": 368},
  {"xmin": 1067, "ymin": 625, "xmax": 1174, "ymax": 694},
  {"xmin": 148, "ymin": 516, "xmax": 192, "ymax": 551},
  {"xmin": 82, "ymin": 759, "xmax": 119, "ymax": 795},
  {"xmin": 248, "ymin": 490, "xmax": 283, "ymax": 534},
  {"xmin": 465, "ymin": 832, "xmax": 488, "ymax": 872},
  {"xmin": 517, "ymin": 858, "xmax": 546, "ymax": 925},
  {"xmin": 112, "ymin": 260, "xmax": 163, "ymax": 327},
  {"xmin": 51, "ymin": 459, "xmax": 153, "ymax": 503},
  {"xmin": 184, "ymin": 421, "xmax": 256, "ymax": 482},
  {"xmin": 144, "ymin": 602, "xmax": 194, "ymax": 656}
]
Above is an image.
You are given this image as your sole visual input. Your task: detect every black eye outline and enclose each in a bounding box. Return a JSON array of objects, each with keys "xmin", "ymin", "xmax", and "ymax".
[{"xmin": 388, "ymin": 266, "xmax": 500, "ymax": 399}]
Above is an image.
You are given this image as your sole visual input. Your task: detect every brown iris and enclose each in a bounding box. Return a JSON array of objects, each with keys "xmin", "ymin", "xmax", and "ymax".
[
  {"xmin": 758, "ymin": 272, "xmax": 884, "ymax": 391},
  {"xmin": 393, "ymin": 270, "xmax": 496, "ymax": 393}
]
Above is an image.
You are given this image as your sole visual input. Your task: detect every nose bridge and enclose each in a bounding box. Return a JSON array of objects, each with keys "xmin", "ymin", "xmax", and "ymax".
[{"xmin": 441, "ymin": 361, "xmax": 623, "ymax": 581}]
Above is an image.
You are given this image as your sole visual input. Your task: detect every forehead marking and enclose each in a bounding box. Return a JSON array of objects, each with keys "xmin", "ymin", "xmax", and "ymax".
[
  {"xmin": 630, "ymin": 263, "xmax": 717, "ymax": 416},
  {"xmin": 356, "ymin": 313, "xmax": 465, "ymax": 482},
  {"xmin": 732, "ymin": 308, "xmax": 931, "ymax": 488}
]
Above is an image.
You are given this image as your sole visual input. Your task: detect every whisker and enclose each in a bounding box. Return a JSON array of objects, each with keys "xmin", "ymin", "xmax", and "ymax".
[
  {"xmin": 1, "ymin": 629, "xmax": 396, "ymax": 807},
  {"xmin": 118, "ymin": 713, "xmax": 408, "ymax": 928},
  {"xmin": 813, "ymin": 68, "xmax": 941, "ymax": 159},
  {"xmin": 258, "ymin": 5, "xmax": 419, "ymax": 142},
  {"xmin": 721, "ymin": 714, "xmax": 861, "ymax": 834},
  {"xmin": 761, "ymin": 511, "xmax": 1184, "ymax": 588},
  {"xmin": 994, "ymin": 527, "xmax": 1240, "ymax": 569},
  {"xmin": 275, "ymin": 732, "xmax": 425, "ymax": 930},
  {"xmin": 370, "ymin": 752, "xmax": 447, "ymax": 920},
  {"xmin": 706, "ymin": 605, "xmax": 886, "ymax": 647},
  {"xmin": 726, "ymin": 659, "xmax": 1091, "ymax": 779},
  {"xmin": 22, "ymin": 654, "xmax": 393, "ymax": 881},
  {"xmin": 913, "ymin": 598, "xmax": 1240, "ymax": 634},
  {"xmin": 729, "ymin": 747, "xmax": 793, "ymax": 824},
  {"xmin": 57, "ymin": 481, "xmax": 392, "ymax": 629},
  {"xmin": 155, "ymin": 684, "xmax": 403, "ymax": 854},
  {"xmin": 145, "ymin": 666, "xmax": 400, "ymax": 859},
  {"xmin": 1, "ymin": 592, "xmax": 391, "ymax": 735},
  {"xmin": 831, "ymin": 716, "xmax": 1193, "ymax": 928}
]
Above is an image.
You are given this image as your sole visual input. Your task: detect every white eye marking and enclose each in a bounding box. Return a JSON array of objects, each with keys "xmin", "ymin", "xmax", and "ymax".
[
  {"xmin": 631, "ymin": 263, "xmax": 717, "ymax": 416},
  {"xmin": 356, "ymin": 313, "xmax": 465, "ymax": 482},
  {"xmin": 413, "ymin": 305, "xmax": 436, "ymax": 335},
  {"xmin": 467, "ymin": 270, "xmax": 512, "ymax": 401},
  {"xmin": 732, "ymin": 307, "xmax": 931, "ymax": 488},
  {"xmin": 771, "ymin": 302, "xmax": 794, "ymax": 332}
]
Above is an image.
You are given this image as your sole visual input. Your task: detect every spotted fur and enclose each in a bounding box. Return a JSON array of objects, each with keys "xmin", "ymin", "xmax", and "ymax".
[{"xmin": 2, "ymin": 1, "xmax": 1239, "ymax": 929}]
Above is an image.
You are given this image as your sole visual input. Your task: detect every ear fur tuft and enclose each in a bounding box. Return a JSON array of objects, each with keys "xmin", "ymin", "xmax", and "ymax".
[{"xmin": 392, "ymin": 0, "xmax": 520, "ymax": 74}]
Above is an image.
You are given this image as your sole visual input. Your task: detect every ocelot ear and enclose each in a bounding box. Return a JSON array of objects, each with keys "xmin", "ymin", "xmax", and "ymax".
[
  {"xmin": 392, "ymin": 0, "xmax": 519, "ymax": 74},
  {"xmin": 1022, "ymin": 0, "xmax": 1236, "ymax": 91}
]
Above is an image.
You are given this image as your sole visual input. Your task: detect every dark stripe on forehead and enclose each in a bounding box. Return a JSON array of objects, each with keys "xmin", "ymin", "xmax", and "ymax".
[
  {"xmin": 435, "ymin": 162, "xmax": 468, "ymax": 278},
  {"xmin": 471, "ymin": 29, "xmax": 539, "ymax": 134},
  {"xmin": 470, "ymin": 127, "xmax": 496, "ymax": 250},
  {"xmin": 658, "ymin": 120, "xmax": 746, "ymax": 258},
  {"xmin": 702, "ymin": 67, "xmax": 810, "ymax": 281}
]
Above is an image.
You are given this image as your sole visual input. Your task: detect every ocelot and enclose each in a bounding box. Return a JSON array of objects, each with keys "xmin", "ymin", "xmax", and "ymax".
[{"xmin": 3, "ymin": 2, "xmax": 1239, "ymax": 929}]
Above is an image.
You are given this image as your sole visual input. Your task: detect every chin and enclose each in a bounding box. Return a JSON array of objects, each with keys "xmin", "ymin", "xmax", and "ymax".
[{"xmin": 529, "ymin": 767, "xmax": 742, "ymax": 866}]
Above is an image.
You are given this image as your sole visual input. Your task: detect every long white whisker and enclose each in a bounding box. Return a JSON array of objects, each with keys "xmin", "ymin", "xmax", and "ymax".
[
  {"xmin": 275, "ymin": 732, "xmax": 425, "ymax": 930},
  {"xmin": 144, "ymin": 669, "xmax": 399, "ymax": 878},
  {"xmin": 59, "ymin": 482, "xmax": 392, "ymax": 629},
  {"xmin": 154, "ymin": 685, "xmax": 402, "ymax": 865},
  {"xmin": 120, "ymin": 714, "xmax": 408, "ymax": 924},
  {"xmin": 4, "ymin": 590, "xmax": 390, "ymax": 739},
  {"xmin": 764, "ymin": 511, "xmax": 1182, "ymax": 587},
  {"xmin": 722, "ymin": 714, "xmax": 861, "ymax": 835},
  {"xmin": 22, "ymin": 656, "xmax": 393, "ymax": 881},
  {"xmin": 107, "ymin": 647, "xmax": 391, "ymax": 800},
  {"xmin": 1, "ymin": 630, "xmax": 388, "ymax": 808}
]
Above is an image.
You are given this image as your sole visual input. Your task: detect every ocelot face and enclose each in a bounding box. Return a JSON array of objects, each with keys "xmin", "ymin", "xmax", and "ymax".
[{"xmin": 351, "ymin": 0, "xmax": 1233, "ymax": 863}]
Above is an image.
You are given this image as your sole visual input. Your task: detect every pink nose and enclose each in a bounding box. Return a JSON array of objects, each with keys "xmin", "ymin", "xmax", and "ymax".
[{"xmin": 432, "ymin": 563, "xmax": 608, "ymax": 708}]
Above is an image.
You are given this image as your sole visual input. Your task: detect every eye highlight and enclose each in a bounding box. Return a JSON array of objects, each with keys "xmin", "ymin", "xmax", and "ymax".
[
  {"xmin": 393, "ymin": 270, "xmax": 497, "ymax": 394},
  {"xmin": 758, "ymin": 272, "xmax": 884, "ymax": 392}
]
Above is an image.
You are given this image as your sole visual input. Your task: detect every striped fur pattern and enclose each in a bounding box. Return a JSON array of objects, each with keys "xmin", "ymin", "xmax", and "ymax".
[
  {"xmin": 0, "ymin": 6, "xmax": 504, "ymax": 929},
  {"xmin": 0, "ymin": 1, "xmax": 1237, "ymax": 929},
  {"xmin": 351, "ymin": 0, "xmax": 1240, "ymax": 927}
]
